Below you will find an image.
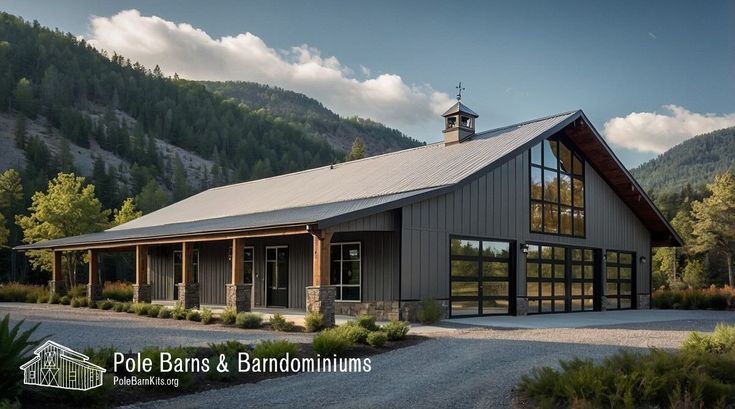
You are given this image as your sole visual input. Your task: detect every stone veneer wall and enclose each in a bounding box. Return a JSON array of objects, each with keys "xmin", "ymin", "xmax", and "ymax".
[{"xmin": 334, "ymin": 301, "xmax": 400, "ymax": 321}]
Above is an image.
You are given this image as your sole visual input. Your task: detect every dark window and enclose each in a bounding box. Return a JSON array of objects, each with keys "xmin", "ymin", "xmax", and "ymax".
[
  {"xmin": 530, "ymin": 138, "xmax": 585, "ymax": 237},
  {"xmin": 244, "ymin": 247, "xmax": 254, "ymax": 284},
  {"xmin": 606, "ymin": 251, "xmax": 635, "ymax": 310},
  {"xmin": 331, "ymin": 242, "xmax": 361, "ymax": 301},
  {"xmin": 450, "ymin": 238, "xmax": 512, "ymax": 316}
]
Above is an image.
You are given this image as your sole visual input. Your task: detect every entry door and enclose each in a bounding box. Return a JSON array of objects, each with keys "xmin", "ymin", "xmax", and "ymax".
[
  {"xmin": 526, "ymin": 245, "xmax": 597, "ymax": 314},
  {"xmin": 449, "ymin": 238, "xmax": 514, "ymax": 317},
  {"xmin": 266, "ymin": 246, "xmax": 288, "ymax": 307}
]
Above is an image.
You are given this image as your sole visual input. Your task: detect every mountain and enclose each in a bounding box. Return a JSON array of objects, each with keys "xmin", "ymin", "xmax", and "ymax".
[
  {"xmin": 0, "ymin": 12, "xmax": 418, "ymax": 216},
  {"xmin": 202, "ymin": 81, "xmax": 424, "ymax": 155},
  {"xmin": 632, "ymin": 127, "xmax": 735, "ymax": 194}
]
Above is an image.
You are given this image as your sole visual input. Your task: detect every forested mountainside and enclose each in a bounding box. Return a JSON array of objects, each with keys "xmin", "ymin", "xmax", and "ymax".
[
  {"xmin": 632, "ymin": 126, "xmax": 735, "ymax": 219},
  {"xmin": 0, "ymin": 12, "xmax": 392, "ymax": 215},
  {"xmin": 202, "ymin": 81, "xmax": 424, "ymax": 155}
]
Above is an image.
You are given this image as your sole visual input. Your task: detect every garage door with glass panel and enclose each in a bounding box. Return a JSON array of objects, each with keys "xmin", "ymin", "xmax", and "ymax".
[
  {"xmin": 450, "ymin": 238, "xmax": 514, "ymax": 317},
  {"xmin": 606, "ymin": 251, "xmax": 635, "ymax": 310},
  {"xmin": 526, "ymin": 244, "xmax": 596, "ymax": 314}
]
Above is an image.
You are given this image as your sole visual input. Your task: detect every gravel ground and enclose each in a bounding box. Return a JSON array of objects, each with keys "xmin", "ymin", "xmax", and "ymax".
[
  {"xmin": 124, "ymin": 313, "xmax": 735, "ymax": 409},
  {"xmin": 1, "ymin": 303, "xmax": 314, "ymax": 351},
  {"xmin": 4, "ymin": 303, "xmax": 734, "ymax": 409}
]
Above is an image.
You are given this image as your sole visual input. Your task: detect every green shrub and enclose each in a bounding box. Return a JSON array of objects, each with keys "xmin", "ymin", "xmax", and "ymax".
[
  {"xmin": 129, "ymin": 302, "xmax": 150, "ymax": 315},
  {"xmin": 683, "ymin": 324, "xmax": 735, "ymax": 354},
  {"xmin": 304, "ymin": 312, "xmax": 326, "ymax": 332},
  {"xmin": 518, "ymin": 333, "xmax": 735, "ymax": 409},
  {"xmin": 355, "ymin": 314, "xmax": 378, "ymax": 331},
  {"xmin": 382, "ymin": 320, "xmax": 410, "ymax": 340},
  {"xmin": 652, "ymin": 288, "xmax": 734, "ymax": 311},
  {"xmin": 88, "ymin": 300, "xmax": 98, "ymax": 309},
  {"xmin": 101, "ymin": 281, "xmax": 133, "ymax": 302},
  {"xmin": 70, "ymin": 296, "xmax": 84, "ymax": 308},
  {"xmin": 335, "ymin": 323, "xmax": 369, "ymax": 344},
  {"xmin": 220, "ymin": 307, "xmax": 237, "ymax": 325},
  {"xmin": 209, "ymin": 340, "xmax": 249, "ymax": 356},
  {"xmin": 35, "ymin": 288, "xmax": 50, "ymax": 304},
  {"xmin": 200, "ymin": 308, "xmax": 213, "ymax": 324},
  {"xmin": 236, "ymin": 312, "xmax": 263, "ymax": 329},
  {"xmin": 186, "ymin": 310, "xmax": 201, "ymax": 322},
  {"xmin": 367, "ymin": 331, "xmax": 387, "ymax": 347},
  {"xmin": 0, "ymin": 283, "xmax": 47, "ymax": 302},
  {"xmin": 157, "ymin": 307, "xmax": 172, "ymax": 319},
  {"xmin": 112, "ymin": 302, "xmax": 125, "ymax": 312},
  {"xmin": 24, "ymin": 292, "xmax": 36, "ymax": 303},
  {"xmin": 59, "ymin": 295, "xmax": 71, "ymax": 305},
  {"xmin": 147, "ymin": 304, "xmax": 162, "ymax": 317},
  {"xmin": 67, "ymin": 284, "xmax": 85, "ymax": 298},
  {"xmin": 417, "ymin": 298, "xmax": 443, "ymax": 324},
  {"xmin": 82, "ymin": 346, "xmax": 117, "ymax": 369},
  {"xmin": 313, "ymin": 328, "xmax": 351, "ymax": 357},
  {"xmin": 171, "ymin": 302, "xmax": 186, "ymax": 320},
  {"xmin": 0, "ymin": 314, "xmax": 43, "ymax": 402},
  {"xmin": 99, "ymin": 299, "xmax": 114, "ymax": 310},
  {"xmin": 269, "ymin": 313, "xmax": 295, "ymax": 332},
  {"xmin": 252, "ymin": 339, "xmax": 298, "ymax": 360},
  {"xmin": 48, "ymin": 293, "xmax": 60, "ymax": 304}
]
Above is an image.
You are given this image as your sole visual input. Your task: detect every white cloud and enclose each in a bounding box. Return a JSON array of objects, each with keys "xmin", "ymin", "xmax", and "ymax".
[
  {"xmin": 603, "ymin": 105, "xmax": 735, "ymax": 154},
  {"xmin": 85, "ymin": 10, "xmax": 453, "ymax": 136}
]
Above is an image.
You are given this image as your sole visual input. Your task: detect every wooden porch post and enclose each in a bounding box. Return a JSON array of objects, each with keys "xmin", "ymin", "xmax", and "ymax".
[
  {"xmin": 178, "ymin": 242, "xmax": 199, "ymax": 308},
  {"xmin": 227, "ymin": 238, "xmax": 251, "ymax": 312},
  {"xmin": 133, "ymin": 245, "xmax": 151, "ymax": 303},
  {"xmin": 49, "ymin": 250, "xmax": 64, "ymax": 295},
  {"xmin": 307, "ymin": 230, "xmax": 335, "ymax": 326},
  {"xmin": 87, "ymin": 249, "xmax": 101, "ymax": 301}
]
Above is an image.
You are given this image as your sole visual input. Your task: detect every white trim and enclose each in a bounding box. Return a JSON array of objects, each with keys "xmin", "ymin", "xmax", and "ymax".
[{"xmin": 330, "ymin": 242, "xmax": 362, "ymax": 302}]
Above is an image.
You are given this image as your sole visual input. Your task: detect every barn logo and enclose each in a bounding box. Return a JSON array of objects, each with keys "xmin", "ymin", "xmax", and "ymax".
[{"xmin": 19, "ymin": 340, "xmax": 106, "ymax": 391}]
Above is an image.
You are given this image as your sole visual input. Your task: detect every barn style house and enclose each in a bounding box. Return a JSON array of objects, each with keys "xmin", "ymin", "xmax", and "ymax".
[{"xmin": 17, "ymin": 101, "xmax": 681, "ymax": 324}]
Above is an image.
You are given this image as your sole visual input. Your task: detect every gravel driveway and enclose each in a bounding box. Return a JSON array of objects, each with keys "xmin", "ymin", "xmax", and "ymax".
[
  {"xmin": 2, "ymin": 303, "xmax": 313, "ymax": 351},
  {"xmin": 3, "ymin": 303, "xmax": 734, "ymax": 408},
  {"xmin": 124, "ymin": 311, "xmax": 734, "ymax": 409}
]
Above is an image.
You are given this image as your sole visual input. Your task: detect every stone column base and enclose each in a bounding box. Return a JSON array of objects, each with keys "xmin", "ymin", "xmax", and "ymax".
[
  {"xmin": 177, "ymin": 283, "xmax": 200, "ymax": 309},
  {"xmin": 48, "ymin": 280, "xmax": 65, "ymax": 296},
  {"xmin": 87, "ymin": 283, "xmax": 101, "ymax": 301},
  {"xmin": 133, "ymin": 284, "xmax": 152, "ymax": 303},
  {"xmin": 306, "ymin": 286, "xmax": 336, "ymax": 327},
  {"xmin": 226, "ymin": 283, "xmax": 252, "ymax": 312},
  {"xmin": 637, "ymin": 294, "xmax": 651, "ymax": 309},
  {"xmin": 600, "ymin": 296, "xmax": 608, "ymax": 311},
  {"xmin": 515, "ymin": 297, "xmax": 529, "ymax": 316}
]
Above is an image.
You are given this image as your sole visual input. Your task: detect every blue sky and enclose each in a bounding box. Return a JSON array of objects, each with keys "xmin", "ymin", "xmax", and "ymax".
[{"xmin": 2, "ymin": 0, "xmax": 734, "ymax": 168}]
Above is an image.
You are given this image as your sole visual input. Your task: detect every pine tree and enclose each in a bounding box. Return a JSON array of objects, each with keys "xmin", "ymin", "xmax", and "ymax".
[
  {"xmin": 172, "ymin": 154, "xmax": 190, "ymax": 201},
  {"xmin": 13, "ymin": 77, "xmax": 34, "ymax": 117},
  {"xmin": 57, "ymin": 138, "xmax": 75, "ymax": 173},
  {"xmin": 14, "ymin": 114, "xmax": 26, "ymax": 149},
  {"xmin": 136, "ymin": 180, "xmax": 169, "ymax": 214}
]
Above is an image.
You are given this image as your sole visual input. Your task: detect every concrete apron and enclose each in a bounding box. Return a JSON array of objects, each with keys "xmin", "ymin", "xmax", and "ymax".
[{"xmin": 443, "ymin": 309, "xmax": 723, "ymax": 329}]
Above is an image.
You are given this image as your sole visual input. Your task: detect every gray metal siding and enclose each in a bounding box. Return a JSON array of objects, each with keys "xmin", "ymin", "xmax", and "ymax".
[
  {"xmin": 198, "ymin": 242, "xmax": 230, "ymax": 305},
  {"xmin": 400, "ymin": 150, "xmax": 651, "ymax": 301},
  {"xmin": 330, "ymin": 210, "xmax": 400, "ymax": 232},
  {"xmin": 149, "ymin": 246, "xmax": 175, "ymax": 300}
]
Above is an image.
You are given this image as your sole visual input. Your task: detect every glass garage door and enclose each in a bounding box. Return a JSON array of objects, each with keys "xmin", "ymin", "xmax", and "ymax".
[
  {"xmin": 450, "ymin": 237, "xmax": 514, "ymax": 317},
  {"xmin": 526, "ymin": 244, "xmax": 596, "ymax": 314}
]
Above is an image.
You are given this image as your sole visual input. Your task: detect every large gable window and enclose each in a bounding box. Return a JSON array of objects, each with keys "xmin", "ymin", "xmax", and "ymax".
[{"xmin": 530, "ymin": 138, "xmax": 585, "ymax": 237}]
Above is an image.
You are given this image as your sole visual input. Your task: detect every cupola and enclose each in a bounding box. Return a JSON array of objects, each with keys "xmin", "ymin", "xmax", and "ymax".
[{"xmin": 442, "ymin": 82, "xmax": 478, "ymax": 145}]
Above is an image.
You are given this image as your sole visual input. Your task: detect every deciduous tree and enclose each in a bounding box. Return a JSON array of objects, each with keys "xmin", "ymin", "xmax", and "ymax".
[
  {"xmin": 346, "ymin": 137, "xmax": 366, "ymax": 161},
  {"xmin": 16, "ymin": 173, "xmax": 110, "ymax": 287},
  {"xmin": 112, "ymin": 197, "xmax": 143, "ymax": 226}
]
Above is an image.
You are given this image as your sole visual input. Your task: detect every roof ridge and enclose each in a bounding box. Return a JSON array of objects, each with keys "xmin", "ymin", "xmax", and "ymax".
[{"xmin": 207, "ymin": 110, "xmax": 580, "ymax": 193}]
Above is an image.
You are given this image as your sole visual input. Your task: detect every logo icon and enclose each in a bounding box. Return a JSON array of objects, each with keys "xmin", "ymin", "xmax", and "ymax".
[{"xmin": 19, "ymin": 340, "xmax": 106, "ymax": 391}]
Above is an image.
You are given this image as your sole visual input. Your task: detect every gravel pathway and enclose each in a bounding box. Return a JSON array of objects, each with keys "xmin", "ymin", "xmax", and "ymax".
[
  {"xmin": 1, "ymin": 303, "xmax": 314, "ymax": 351},
  {"xmin": 124, "ymin": 313, "xmax": 735, "ymax": 409},
  {"xmin": 3, "ymin": 303, "xmax": 733, "ymax": 409}
]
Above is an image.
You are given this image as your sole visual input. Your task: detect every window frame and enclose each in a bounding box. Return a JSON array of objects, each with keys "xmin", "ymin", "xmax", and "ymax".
[
  {"xmin": 173, "ymin": 248, "xmax": 199, "ymax": 283},
  {"xmin": 244, "ymin": 246, "xmax": 255, "ymax": 285},
  {"xmin": 529, "ymin": 137, "xmax": 586, "ymax": 238},
  {"xmin": 330, "ymin": 242, "xmax": 362, "ymax": 302}
]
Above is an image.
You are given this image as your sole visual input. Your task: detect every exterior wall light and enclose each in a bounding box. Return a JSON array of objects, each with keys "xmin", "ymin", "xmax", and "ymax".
[
  {"xmin": 521, "ymin": 243, "xmax": 529, "ymax": 255},
  {"xmin": 640, "ymin": 256, "xmax": 647, "ymax": 264}
]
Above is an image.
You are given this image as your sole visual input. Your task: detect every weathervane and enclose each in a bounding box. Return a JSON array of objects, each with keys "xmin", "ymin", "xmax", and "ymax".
[{"xmin": 456, "ymin": 81, "xmax": 465, "ymax": 101}]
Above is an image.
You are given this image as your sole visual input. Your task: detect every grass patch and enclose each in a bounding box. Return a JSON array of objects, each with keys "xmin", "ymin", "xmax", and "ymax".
[
  {"xmin": 269, "ymin": 313, "xmax": 295, "ymax": 332},
  {"xmin": 101, "ymin": 281, "xmax": 133, "ymax": 302},
  {"xmin": 252, "ymin": 339, "xmax": 298, "ymax": 359},
  {"xmin": 304, "ymin": 312, "xmax": 326, "ymax": 332},
  {"xmin": 235, "ymin": 312, "xmax": 263, "ymax": 329},
  {"xmin": 0, "ymin": 283, "xmax": 47, "ymax": 302},
  {"xmin": 652, "ymin": 286, "xmax": 734, "ymax": 310},
  {"xmin": 313, "ymin": 328, "xmax": 352, "ymax": 357}
]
